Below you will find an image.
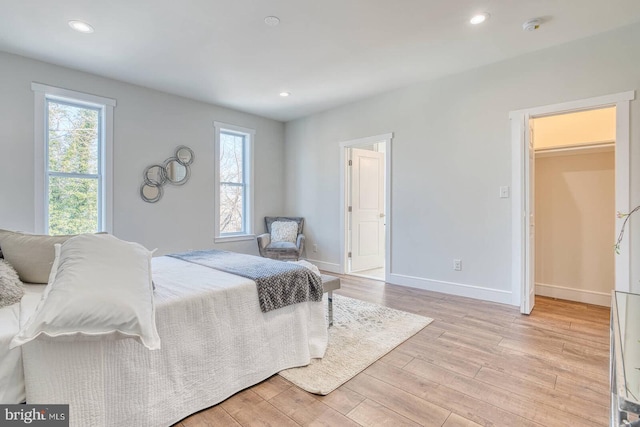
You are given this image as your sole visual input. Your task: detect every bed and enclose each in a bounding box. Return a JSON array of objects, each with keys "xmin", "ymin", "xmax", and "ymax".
[{"xmin": 2, "ymin": 242, "xmax": 327, "ymax": 426}]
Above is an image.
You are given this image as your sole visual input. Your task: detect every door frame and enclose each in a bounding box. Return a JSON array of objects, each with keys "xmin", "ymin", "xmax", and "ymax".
[
  {"xmin": 510, "ymin": 91, "xmax": 634, "ymax": 313},
  {"xmin": 339, "ymin": 133, "xmax": 393, "ymax": 280}
]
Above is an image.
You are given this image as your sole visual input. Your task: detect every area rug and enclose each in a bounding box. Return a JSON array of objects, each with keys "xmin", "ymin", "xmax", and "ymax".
[{"xmin": 279, "ymin": 294, "xmax": 433, "ymax": 395}]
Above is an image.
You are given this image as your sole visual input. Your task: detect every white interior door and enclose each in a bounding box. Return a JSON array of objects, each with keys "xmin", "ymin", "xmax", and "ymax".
[
  {"xmin": 350, "ymin": 148, "xmax": 385, "ymax": 272},
  {"xmin": 524, "ymin": 118, "xmax": 536, "ymax": 314}
]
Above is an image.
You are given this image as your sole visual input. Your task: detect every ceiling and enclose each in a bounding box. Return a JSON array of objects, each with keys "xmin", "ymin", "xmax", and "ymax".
[{"xmin": 1, "ymin": 1, "xmax": 639, "ymax": 122}]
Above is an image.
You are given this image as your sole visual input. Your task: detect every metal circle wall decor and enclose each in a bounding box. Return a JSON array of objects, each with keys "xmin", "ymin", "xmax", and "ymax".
[
  {"xmin": 140, "ymin": 146, "xmax": 194, "ymax": 203},
  {"xmin": 143, "ymin": 164, "xmax": 167, "ymax": 186},
  {"xmin": 140, "ymin": 182, "xmax": 163, "ymax": 203},
  {"xmin": 163, "ymin": 157, "xmax": 191, "ymax": 186},
  {"xmin": 175, "ymin": 145, "xmax": 194, "ymax": 166}
]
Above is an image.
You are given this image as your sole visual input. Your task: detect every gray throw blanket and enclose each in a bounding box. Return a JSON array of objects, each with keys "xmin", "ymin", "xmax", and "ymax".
[{"xmin": 168, "ymin": 250, "xmax": 323, "ymax": 312}]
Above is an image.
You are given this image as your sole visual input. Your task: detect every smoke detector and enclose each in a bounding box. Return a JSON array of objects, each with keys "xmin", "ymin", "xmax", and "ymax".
[
  {"xmin": 264, "ymin": 16, "xmax": 280, "ymax": 26},
  {"xmin": 522, "ymin": 19, "xmax": 541, "ymax": 32}
]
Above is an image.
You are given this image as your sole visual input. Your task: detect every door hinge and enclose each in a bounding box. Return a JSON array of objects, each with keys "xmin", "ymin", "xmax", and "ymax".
[
  {"xmin": 348, "ymin": 160, "xmax": 352, "ymax": 166},
  {"xmin": 348, "ymin": 252, "xmax": 352, "ymax": 258},
  {"xmin": 348, "ymin": 206, "xmax": 352, "ymax": 212}
]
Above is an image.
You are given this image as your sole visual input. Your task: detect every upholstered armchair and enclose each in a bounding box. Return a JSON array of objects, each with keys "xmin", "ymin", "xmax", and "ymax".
[{"xmin": 257, "ymin": 217, "xmax": 305, "ymax": 261}]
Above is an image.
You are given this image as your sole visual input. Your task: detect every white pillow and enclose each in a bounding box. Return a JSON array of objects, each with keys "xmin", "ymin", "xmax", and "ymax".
[
  {"xmin": 0, "ymin": 230, "xmax": 75, "ymax": 284},
  {"xmin": 271, "ymin": 221, "xmax": 298, "ymax": 243},
  {"xmin": 10, "ymin": 234, "xmax": 160, "ymax": 350},
  {"xmin": 0, "ymin": 229, "xmax": 108, "ymax": 284}
]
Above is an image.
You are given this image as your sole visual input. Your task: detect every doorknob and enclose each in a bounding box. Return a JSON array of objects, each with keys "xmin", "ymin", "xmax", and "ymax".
[{"xmin": 379, "ymin": 213, "xmax": 385, "ymax": 218}]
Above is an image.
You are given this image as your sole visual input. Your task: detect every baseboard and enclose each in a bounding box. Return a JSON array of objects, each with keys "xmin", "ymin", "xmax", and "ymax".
[
  {"xmin": 304, "ymin": 258, "xmax": 342, "ymax": 274},
  {"xmin": 388, "ymin": 273, "xmax": 513, "ymax": 305},
  {"xmin": 535, "ymin": 282, "xmax": 610, "ymax": 307}
]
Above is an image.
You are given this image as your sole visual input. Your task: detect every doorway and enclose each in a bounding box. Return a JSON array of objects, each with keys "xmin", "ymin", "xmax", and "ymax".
[
  {"xmin": 339, "ymin": 133, "xmax": 393, "ymax": 282},
  {"xmin": 532, "ymin": 107, "xmax": 615, "ymax": 307},
  {"xmin": 510, "ymin": 91, "xmax": 634, "ymax": 314}
]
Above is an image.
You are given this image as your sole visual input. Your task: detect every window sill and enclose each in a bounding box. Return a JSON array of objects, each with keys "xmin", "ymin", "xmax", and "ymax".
[{"xmin": 214, "ymin": 234, "xmax": 256, "ymax": 244}]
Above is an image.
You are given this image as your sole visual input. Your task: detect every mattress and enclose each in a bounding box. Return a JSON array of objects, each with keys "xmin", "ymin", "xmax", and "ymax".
[
  {"xmin": 0, "ymin": 284, "xmax": 45, "ymax": 403},
  {"xmin": 22, "ymin": 256, "xmax": 328, "ymax": 426}
]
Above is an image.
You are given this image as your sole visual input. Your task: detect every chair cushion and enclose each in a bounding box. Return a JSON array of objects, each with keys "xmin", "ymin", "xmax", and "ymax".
[
  {"xmin": 267, "ymin": 241, "xmax": 298, "ymax": 250},
  {"xmin": 270, "ymin": 221, "xmax": 298, "ymax": 244},
  {"xmin": 265, "ymin": 217, "xmax": 304, "ymax": 235}
]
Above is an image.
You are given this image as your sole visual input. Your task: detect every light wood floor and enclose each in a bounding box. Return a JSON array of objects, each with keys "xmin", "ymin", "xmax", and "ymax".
[
  {"xmin": 178, "ymin": 274, "xmax": 611, "ymax": 427},
  {"xmin": 352, "ymin": 267, "xmax": 385, "ymax": 280}
]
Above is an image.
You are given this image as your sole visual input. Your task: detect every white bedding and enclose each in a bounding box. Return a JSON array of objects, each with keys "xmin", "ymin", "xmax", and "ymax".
[
  {"xmin": 21, "ymin": 256, "xmax": 328, "ymax": 426},
  {"xmin": 0, "ymin": 284, "xmax": 45, "ymax": 403}
]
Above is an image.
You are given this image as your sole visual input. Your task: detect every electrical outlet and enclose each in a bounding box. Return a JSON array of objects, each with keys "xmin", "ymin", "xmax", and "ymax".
[
  {"xmin": 453, "ymin": 259, "xmax": 462, "ymax": 271},
  {"xmin": 313, "ymin": 244, "xmax": 318, "ymax": 252},
  {"xmin": 500, "ymin": 186, "xmax": 510, "ymax": 198}
]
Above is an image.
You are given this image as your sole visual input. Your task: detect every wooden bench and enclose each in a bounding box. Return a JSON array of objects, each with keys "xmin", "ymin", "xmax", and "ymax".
[{"xmin": 321, "ymin": 274, "xmax": 340, "ymax": 326}]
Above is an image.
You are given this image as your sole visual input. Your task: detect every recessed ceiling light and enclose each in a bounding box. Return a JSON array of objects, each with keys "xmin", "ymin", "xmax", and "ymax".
[
  {"xmin": 264, "ymin": 16, "xmax": 280, "ymax": 26},
  {"xmin": 279, "ymin": 92, "xmax": 290, "ymax": 97},
  {"xmin": 470, "ymin": 13, "xmax": 490, "ymax": 25},
  {"xmin": 68, "ymin": 20, "xmax": 94, "ymax": 33}
]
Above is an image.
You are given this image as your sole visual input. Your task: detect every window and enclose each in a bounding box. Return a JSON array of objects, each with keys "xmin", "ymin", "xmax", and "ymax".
[
  {"xmin": 33, "ymin": 83, "xmax": 115, "ymax": 235},
  {"xmin": 214, "ymin": 122, "xmax": 254, "ymax": 241}
]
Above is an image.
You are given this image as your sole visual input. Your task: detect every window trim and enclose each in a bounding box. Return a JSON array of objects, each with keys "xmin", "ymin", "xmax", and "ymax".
[
  {"xmin": 33, "ymin": 83, "xmax": 115, "ymax": 234},
  {"xmin": 213, "ymin": 121, "xmax": 255, "ymax": 243}
]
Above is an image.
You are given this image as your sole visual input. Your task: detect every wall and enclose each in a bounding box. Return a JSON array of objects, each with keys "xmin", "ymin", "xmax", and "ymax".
[
  {"xmin": 285, "ymin": 22, "xmax": 640, "ymax": 302},
  {"xmin": 535, "ymin": 151, "xmax": 614, "ymax": 306},
  {"xmin": 532, "ymin": 107, "xmax": 616, "ymax": 150},
  {"xmin": 0, "ymin": 51, "xmax": 285, "ymax": 255}
]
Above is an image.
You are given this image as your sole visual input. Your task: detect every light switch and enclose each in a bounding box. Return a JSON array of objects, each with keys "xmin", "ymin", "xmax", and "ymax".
[{"xmin": 500, "ymin": 186, "xmax": 510, "ymax": 198}]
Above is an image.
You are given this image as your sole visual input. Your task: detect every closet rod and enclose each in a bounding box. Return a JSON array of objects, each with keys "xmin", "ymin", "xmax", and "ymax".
[{"xmin": 535, "ymin": 141, "xmax": 614, "ymax": 155}]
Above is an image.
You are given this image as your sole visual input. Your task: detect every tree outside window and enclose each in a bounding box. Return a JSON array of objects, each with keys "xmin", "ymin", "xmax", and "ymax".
[
  {"xmin": 214, "ymin": 122, "xmax": 254, "ymax": 241},
  {"xmin": 219, "ymin": 131, "xmax": 246, "ymax": 234},
  {"xmin": 46, "ymin": 100, "xmax": 101, "ymax": 235}
]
